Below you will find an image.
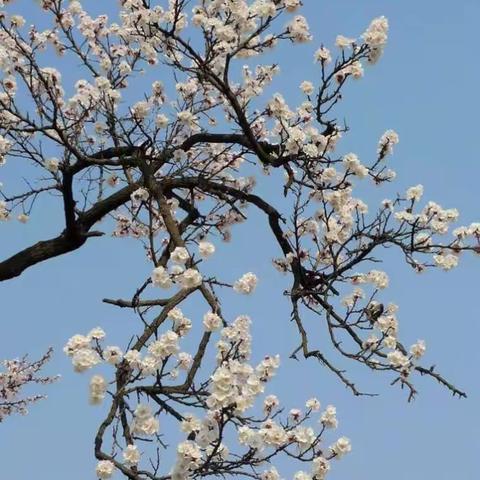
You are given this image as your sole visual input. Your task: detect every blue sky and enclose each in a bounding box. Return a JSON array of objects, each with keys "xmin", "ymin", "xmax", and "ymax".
[{"xmin": 1, "ymin": 1, "xmax": 479, "ymax": 479}]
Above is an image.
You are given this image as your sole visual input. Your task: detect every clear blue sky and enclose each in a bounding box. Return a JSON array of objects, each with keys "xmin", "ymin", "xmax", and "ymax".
[{"xmin": 1, "ymin": 1, "xmax": 479, "ymax": 479}]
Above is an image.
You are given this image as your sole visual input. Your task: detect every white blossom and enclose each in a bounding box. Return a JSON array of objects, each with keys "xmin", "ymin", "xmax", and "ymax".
[
  {"xmin": 179, "ymin": 268, "xmax": 202, "ymax": 288},
  {"xmin": 321, "ymin": 405, "xmax": 338, "ymax": 429},
  {"xmin": 330, "ymin": 436, "xmax": 352, "ymax": 458},
  {"xmin": 387, "ymin": 350, "xmax": 410, "ymax": 369},
  {"xmin": 287, "ymin": 16, "xmax": 312, "ymax": 43},
  {"xmin": 103, "ymin": 346, "xmax": 123, "ymax": 365},
  {"xmin": 131, "ymin": 188, "xmax": 149, "ymax": 203},
  {"xmin": 124, "ymin": 350, "xmax": 142, "ymax": 368},
  {"xmin": 123, "ymin": 444, "xmax": 140, "ymax": 466},
  {"xmin": 87, "ymin": 327, "xmax": 106, "ymax": 340},
  {"xmin": 233, "ymin": 272, "xmax": 258, "ymax": 294},
  {"xmin": 148, "ymin": 331, "xmax": 179, "ymax": 359},
  {"xmin": 132, "ymin": 404, "xmax": 159, "ymax": 436},
  {"xmin": 336, "ymin": 35, "xmax": 355, "ymax": 48},
  {"xmin": 198, "ymin": 241, "xmax": 215, "ymax": 258},
  {"xmin": 410, "ymin": 340, "xmax": 426, "ymax": 359},
  {"xmin": 314, "ymin": 46, "xmax": 332, "ymax": 63},
  {"xmin": 71, "ymin": 348, "xmax": 101, "ymax": 373},
  {"xmin": 300, "ymin": 81, "xmax": 314, "ymax": 95},
  {"xmin": 155, "ymin": 114, "xmax": 169, "ymax": 128},
  {"xmin": 306, "ymin": 397, "xmax": 321, "ymax": 411},
  {"xmin": 203, "ymin": 312, "xmax": 222, "ymax": 331},
  {"xmin": 151, "ymin": 266, "xmax": 173, "ymax": 288},
  {"xmin": 44, "ymin": 157, "xmax": 59, "ymax": 173},
  {"xmin": 378, "ymin": 130, "xmax": 399, "ymax": 157},
  {"xmin": 406, "ymin": 184, "xmax": 424, "ymax": 202},
  {"xmin": 96, "ymin": 460, "xmax": 115, "ymax": 479},
  {"xmin": 433, "ymin": 253, "xmax": 459, "ymax": 270},
  {"xmin": 89, "ymin": 374, "xmax": 107, "ymax": 405},
  {"xmin": 171, "ymin": 246, "xmax": 190, "ymax": 264}
]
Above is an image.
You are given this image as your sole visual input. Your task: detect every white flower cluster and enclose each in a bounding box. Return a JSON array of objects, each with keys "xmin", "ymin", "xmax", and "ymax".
[
  {"xmin": 63, "ymin": 328, "xmax": 104, "ymax": 373},
  {"xmin": 132, "ymin": 404, "xmax": 159, "ymax": 436},
  {"xmin": 122, "ymin": 444, "xmax": 140, "ymax": 466},
  {"xmin": 362, "ymin": 16, "xmax": 389, "ymax": 63},
  {"xmin": 203, "ymin": 311, "xmax": 223, "ymax": 331},
  {"xmin": 171, "ymin": 440, "xmax": 203, "ymax": 480},
  {"xmin": 149, "ymin": 243, "xmax": 216, "ymax": 289},
  {"xmin": 233, "ymin": 272, "xmax": 258, "ymax": 294},
  {"xmin": 167, "ymin": 315, "xmax": 350, "ymax": 480},
  {"xmin": 130, "ymin": 187, "xmax": 149, "ymax": 204},
  {"xmin": 378, "ymin": 129, "xmax": 399, "ymax": 158},
  {"xmin": 95, "ymin": 460, "xmax": 115, "ymax": 479},
  {"xmin": 198, "ymin": 241, "xmax": 215, "ymax": 258},
  {"xmin": 343, "ymin": 153, "xmax": 369, "ymax": 178},
  {"xmin": 151, "ymin": 265, "xmax": 202, "ymax": 289},
  {"xmin": 148, "ymin": 331, "xmax": 179, "ymax": 361},
  {"xmin": 89, "ymin": 375, "xmax": 107, "ymax": 405},
  {"xmin": 287, "ymin": 15, "xmax": 312, "ymax": 43}
]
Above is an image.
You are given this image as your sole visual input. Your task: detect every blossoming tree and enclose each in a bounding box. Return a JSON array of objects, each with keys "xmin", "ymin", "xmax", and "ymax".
[{"xmin": 0, "ymin": 1, "xmax": 478, "ymax": 479}]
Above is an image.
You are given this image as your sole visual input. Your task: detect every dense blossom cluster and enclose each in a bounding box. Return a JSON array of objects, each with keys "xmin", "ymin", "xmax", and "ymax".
[
  {"xmin": 66, "ymin": 313, "xmax": 350, "ymax": 480},
  {"xmin": 0, "ymin": 0, "xmax": 477, "ymax": 479}
]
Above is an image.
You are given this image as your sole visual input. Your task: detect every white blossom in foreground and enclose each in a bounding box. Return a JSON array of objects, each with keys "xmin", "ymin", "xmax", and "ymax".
[
  {"xmin": 198, "ymin": 241, "xmax": 215, "ymax": 258},
  {"xmin": 387, "ymin": 350, "xmax": 410, "ymax": 369},
  {"xmin": 343, "ymin": 153, "xmax": 368, "ymax": 178},
  {"xmin": 330, "ymin": 436, "xmax": 352, "ymax": 458},
  {"xmin": 96, "ymin": 460, "xmax": 115, "ymax": 479},
  {"xmin": 287, "ymin": 15, "xmax": 312, "ymax": 43},
  {"xmin": 89, "ymin": 375, "xmax": 107, "ymax": 405},
  {"xmin": 123, "ymin": 444, "xmax": 140, "ymax": 466},
  {"xmin": 321, "ymin": 405, "xmax": 338, "ymax": 429},
  {"xmin": 410, "ymin": 340, "xmax": 426, "ymax": 359},
  {"xmin": 314, "ymin": 46, "xmax": 332, "ymax": 63},
  {"xmin": 132, "ymin": 404, "xmax": 159, "ymax": 436},
  {"xmin": 71, "ymin": 348, "xmax": 101, "ymax": 373},
  {"xmin": 306, "ymin": 397, "xmax": 321, "ymax": 411},
  {"xmin": 366, "ymin": 270, "xmax": 389, "ymax": 289},
  {"xmin": 378, "ymin": 129, "xmax": 400, "ymax": 157},
  {"xmin": 312, "ymin": 456, "xmax": 330, "ymax": 478},
  {"xmin": 63, "ymin": 334, "xmax": 90, "ymax": 356},
  {"xmin": 433, "ymin": 253, "xmax": 459, "ymax": 271},
  {"xmin": 362, "ymin": 16, "xmax": 389, "ymax": 48},
  {"xmin": 264, "ymin": 394, "xmax": 280, "ymax": 414},
  {"xmin": 88, "ymin": 327, "xmax": 106, "ymax": 340},
  {"xmin": 124, "ymin": 350, "xmax": 142, "ymax": 368},
  {"xmin": 172, "ymin": 441, "xmax": 203, "ymax": 479},
  {"xmin": 148, "ymin": 331, "xmax": 179, "ymax": 359},
  {"xmin": 261, "ymin": 467, "xmax": 281, "ymax": 480},
  {"xmin": 151, "ymin": 266, "xmax": 173, "ymax": 288},
  {"xmin": 179, "ymin": 268, "xmax": 202, "ymax": 288},
  {"xmin": 130, "ymin": 188, "xmax": 149, "ymax": 204},
  {"xmin": 406, "ymin": 184, "xmax": 424, "ymax": 202},
  {"xmin": 103, "ymin": 346, "xmax": 123, "ymax": 365},
  {"xmin": 233, "ymin": 272, "xmax": 258, "ymax": 294},
  {"xmin": 171, "ymin": 246, "xmax": 190, "ymax": 264},
  {"xmin": 203, "ymin": 312, "xmax": 222, "ymax": 331}
]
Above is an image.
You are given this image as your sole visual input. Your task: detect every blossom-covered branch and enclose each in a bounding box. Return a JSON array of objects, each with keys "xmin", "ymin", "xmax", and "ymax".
[
  {"xmin": 0, "ymin": 0, "xmax": 478, "ymax": 478},
  {"xmin": 0, "ymin": 348, "xmax": 58, "ymax": 422}
]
